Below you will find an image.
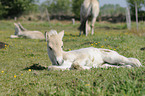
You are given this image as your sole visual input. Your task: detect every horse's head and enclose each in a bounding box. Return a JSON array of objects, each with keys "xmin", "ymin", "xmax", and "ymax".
[{"xmin": 46, "ymin": 30, "xmax": 64, "ymax": 65}]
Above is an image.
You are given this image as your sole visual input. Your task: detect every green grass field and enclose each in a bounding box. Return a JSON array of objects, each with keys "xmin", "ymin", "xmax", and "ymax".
[{"xmin": 0, "ymin": 20, "xmax": 145, "ymax": 96}]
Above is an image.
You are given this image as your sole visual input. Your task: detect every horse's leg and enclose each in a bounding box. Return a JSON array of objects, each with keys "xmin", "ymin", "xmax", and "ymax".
[
  {"xmin": 48, "ymin": 65, "xmax": 70, "ymax": 71},
  {"xmin": 71, "ymin": 62, "xmax": 91, "ymax": 70},
  {"xmin": 79, "ymin": 30, "xmax": 82, "ymax": 36},
  {"xmin": 18, "ymin": 23, "xmax": 27, "ymax": 31},
  {"xmin": 100, "ymin": 49, "xmax": 142, "ymax": 67},
  {"xmin": 100, "ymin": 64, "xmax": 132, "ymax": 68},
  {"xmin": 79, "ymin": 21, "xmax": 82, "ymax": 36},
  {"xmin": 79, "ymin": 13, "xmax": 84, "ymax": 36},
  {"xmin": 85, "ymin": 20, "xmax": 88, "ymax": 36},
  {"xmin": 71, "ymin": 55, "xmax": 92, "ymax": 70},
  {"xmin": 48, "ymin": 61, "xmax": 72, "ymax": 71},
  {"xmin": 91, "ymin": 17, "xmax": 96, "ymax": 35}
]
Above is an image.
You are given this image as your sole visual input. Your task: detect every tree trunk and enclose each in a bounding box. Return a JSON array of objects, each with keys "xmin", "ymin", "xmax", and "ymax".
[
  {"xmin": 126, "ymin": 6, "xmax": 131, "ymax": 30},
  {"xmin": 45, "ymin": 8, "xmax": 50, "ymax": 22},
  {"xmin": 135, "ymin": 2, "xmax": 138, "ymax": 31}
]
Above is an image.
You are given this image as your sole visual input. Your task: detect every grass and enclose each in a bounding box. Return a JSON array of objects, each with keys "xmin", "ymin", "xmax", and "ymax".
[{"xmin": 0, "ymin": 20, "xmax": 145, "ymax": 96}]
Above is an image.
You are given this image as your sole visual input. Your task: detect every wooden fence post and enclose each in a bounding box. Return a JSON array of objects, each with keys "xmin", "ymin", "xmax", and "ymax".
[
  {"xmin": 14, "ymin": 17, "xmax": 17, "ymax": 21},
  {"xmin": 72, "ymin": 18, "xmax": 75, "ymax": 25}
]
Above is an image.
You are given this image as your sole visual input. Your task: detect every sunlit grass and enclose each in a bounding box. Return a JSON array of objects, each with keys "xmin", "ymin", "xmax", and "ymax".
[{"xmin": 0, "ymin": 20, "xmax": 145, "ymax": 95}]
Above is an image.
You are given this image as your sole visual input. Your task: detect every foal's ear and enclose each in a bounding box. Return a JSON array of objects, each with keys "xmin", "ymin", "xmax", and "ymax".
[
  {"xmin": 14, "ymin": 23, "xmax": 18, "ymax": 26},
  {"xmin": 45, "ymin": 31, "xmax": 48, "ymax": 42},
  {"xmin": 59, "ymin": 30, "xmax": 64, "ymax": 39}
]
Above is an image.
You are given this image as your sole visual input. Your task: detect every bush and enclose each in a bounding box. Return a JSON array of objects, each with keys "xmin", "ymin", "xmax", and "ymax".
[
  {"xmin": 41, "ymin": 0, "xmax": 72, "ymax": 15},
  {"xmin": 0, "ymin": 0, "xmax": 37, "ymax": 19},
  {"xmin": 72, "ymin": 0, "xmax": 84, "ymax": 18}
]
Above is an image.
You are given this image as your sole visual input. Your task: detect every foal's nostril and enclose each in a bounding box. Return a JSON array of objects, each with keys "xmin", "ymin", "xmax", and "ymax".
[
  {"xmin": 56, "ymin": 60, "xmax": 64, "ymax": 65},
  {"xmin": 62, "ymin": 60, "xmax": 64, "ymax": 64},
  {"xmin": 56, "ymin": 61, "xmax": 59, "ymax": 65}
]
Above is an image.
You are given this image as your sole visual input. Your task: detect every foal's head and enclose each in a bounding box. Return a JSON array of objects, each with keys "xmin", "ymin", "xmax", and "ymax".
[{"xmin": 46, "ymin": 30, "xmax": 64, "ymax": 65}]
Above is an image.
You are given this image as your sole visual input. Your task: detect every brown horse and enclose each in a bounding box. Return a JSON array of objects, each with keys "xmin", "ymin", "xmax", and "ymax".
[{"xmin": 79, "ymin": 0, "xmax": 99, "ymax": 36}]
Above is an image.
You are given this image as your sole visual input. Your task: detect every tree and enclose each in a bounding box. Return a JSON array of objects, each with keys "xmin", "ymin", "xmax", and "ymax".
[
  {"xmin": 126, "ymin": 0, "xmax": 145, "ymax": 20},
  {"xmin": 0, "ymin": 0, "xmax": 37, "ymax": 19},
  {"xmin": 0, "ymin": 2, "xmax": 7, "ymax": 18},
  {"xmin": 100, "ymin": 4, "xmax": 126, "ymax": 16},
  {"xmin": 41, "ymin": 0, "xmax": 72, "ymax": 15},
  {"xmin": 72, "ymin": 0, "xmax": 84, "ymax": 18}
]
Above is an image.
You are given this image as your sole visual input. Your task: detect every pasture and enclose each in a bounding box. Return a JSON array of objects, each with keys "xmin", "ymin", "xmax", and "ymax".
[{"xmin": 0, "ymin": 20, "xmax": 145, "ymax": 95}]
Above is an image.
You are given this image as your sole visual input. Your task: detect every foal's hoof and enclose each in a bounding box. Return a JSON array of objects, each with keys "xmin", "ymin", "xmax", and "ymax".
[
  {"xmin": 128, "ymin": 58, "xmax": 142, "ymax": 67},
  {"xmin": 71, "ymin": 63, "xmax": 84, "ymax": 70},
  {"xmin": 48, "ymin": 66, "xmax": 57, "ymax": 71}
]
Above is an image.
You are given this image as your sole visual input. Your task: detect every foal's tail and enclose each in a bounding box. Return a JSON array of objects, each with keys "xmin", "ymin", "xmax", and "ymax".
[{"xmin": 79, "ymin": 4, "xmax": 92, "ymax": 34}]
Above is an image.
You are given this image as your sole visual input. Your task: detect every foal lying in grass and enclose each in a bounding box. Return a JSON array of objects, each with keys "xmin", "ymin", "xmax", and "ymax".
[
  {"xmin": 10, "ymin": 23, "xmax": 45, "ymax": 40},
  {"xmin": 46, "ymin": 30, "xmax": 142, "ymax": 70}
]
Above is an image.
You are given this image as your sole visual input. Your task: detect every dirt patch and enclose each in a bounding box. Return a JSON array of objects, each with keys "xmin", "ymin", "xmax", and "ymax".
[{"xmin": 0, "ymin": 42, "xmax": 9, "ymax": 49}]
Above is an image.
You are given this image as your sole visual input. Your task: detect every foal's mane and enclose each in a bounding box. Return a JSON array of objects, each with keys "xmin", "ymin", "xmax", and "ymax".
[{"xmin": 48, "ymin": 30, "xmax": 58, "ymax": 36}]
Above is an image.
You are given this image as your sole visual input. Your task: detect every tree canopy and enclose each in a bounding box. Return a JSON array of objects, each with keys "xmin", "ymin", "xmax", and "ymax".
[
  {"xmin": 72, "ymin": 0, "xmax": 84, "ymax": 18},
  {"xmin": 100, "ymin": 4, "xmax": 126, "ymax": 16},
  {"xmin": 126, "ymin": 0, "xmax": 145, "ymax": 20},
  {"xmin": 41, "ymin": 0, "xmax": 72, "ymax": 15},
  {"xmin": 0, "ymin": 0, "xmax": 37, "ymax": 19}
]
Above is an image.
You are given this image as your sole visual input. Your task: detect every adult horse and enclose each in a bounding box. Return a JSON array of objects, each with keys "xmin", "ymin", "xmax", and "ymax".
[{"xmin": 79, "ymin": 0, "xmax": 99, "ymax": 36}]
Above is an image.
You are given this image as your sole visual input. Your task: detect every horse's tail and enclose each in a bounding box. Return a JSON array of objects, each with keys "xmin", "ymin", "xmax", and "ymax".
[{"xmin": 79, "ymin": 4, "xmax": 92, "ymax": 34}]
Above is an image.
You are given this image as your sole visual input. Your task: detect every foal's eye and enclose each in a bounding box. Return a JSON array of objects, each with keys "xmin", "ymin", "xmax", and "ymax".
[
  {"xmin": 49, "ymin": 47, "xmax": 52, "ymax": 50},
  {"xmin": 61, "ymin": 46, "xmax": 63, "ymax": 48}
]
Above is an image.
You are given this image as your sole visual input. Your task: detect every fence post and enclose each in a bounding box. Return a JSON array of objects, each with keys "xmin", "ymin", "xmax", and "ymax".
[
  {"xmin": 72, "ymin": 18, "xmax": 75, "ymax": 25},
  {"xmin": 14, "ymin": 17, "xmax": 17, "ymax": 21}
]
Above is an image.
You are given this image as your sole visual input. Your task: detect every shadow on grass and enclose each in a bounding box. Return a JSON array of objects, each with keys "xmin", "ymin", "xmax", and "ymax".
[
  {"xmin": 64, "ymin": 34, "xmax": 80, "ymax": 37},
  {"xmin": 96, "ymin": 25, "xmax": 126, "ymax": 30},
  {"xmin": 24, "ymin": 63, "xmax": 47, "ymax": 70},
  {"xmin": 140, "ymin": 47, "xmax": 145, "ymax": 51},
  {"xmin": 0, "ymin": 42, "xmax": 9, "ymax": 49}
]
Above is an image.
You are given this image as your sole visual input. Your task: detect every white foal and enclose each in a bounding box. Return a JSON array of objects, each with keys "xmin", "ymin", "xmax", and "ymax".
[
  {"xmin": 46, "ymin": 30, "xmax": 142, "ymax": 70},
  {"xmin": 10, "ymin": 23, "xmax": 45, "ymax": 40}
]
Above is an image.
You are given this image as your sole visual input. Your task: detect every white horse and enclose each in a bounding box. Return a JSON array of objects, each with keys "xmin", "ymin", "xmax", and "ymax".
[
  {"xmin": 10, "ymin": 23, "xmax": 45, "ymax": 40},
  {"xmin": 79, "ymin": 0, "xmax": 99, "ymax": 36},
  {"xmin": 46, "ymin": 30, "xmax": 142, "ymax": 70}
]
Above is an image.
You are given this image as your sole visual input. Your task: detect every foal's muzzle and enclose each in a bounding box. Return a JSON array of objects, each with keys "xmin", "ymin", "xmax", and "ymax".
[{"xmin": 56, "ymin": 60, "xmax": 64, "ymax": 66}]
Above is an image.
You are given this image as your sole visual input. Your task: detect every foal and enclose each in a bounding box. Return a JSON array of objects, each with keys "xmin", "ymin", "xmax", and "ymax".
[
  {"xmin": 46, "ymin": 30, "xmax": 142, "ymax": 70},
  {"xmin": 10, "ymin": 23, "xmax": 45, "ymax": 40}
]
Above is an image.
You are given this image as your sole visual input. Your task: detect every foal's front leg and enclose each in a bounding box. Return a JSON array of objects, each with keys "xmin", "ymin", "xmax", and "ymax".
[
  {"xmin": 70, "ymin": 55, "xmax": 92, "ymax": 70},
  {"xmin": 48, "ymin": 65, "xmax": 70, "ymax": 71},
  {"xmin": 48, "ymin": 61, "xmax": 72, "ymax": 71}
]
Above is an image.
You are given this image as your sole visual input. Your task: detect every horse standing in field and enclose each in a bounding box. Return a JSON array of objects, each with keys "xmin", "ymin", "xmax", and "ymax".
[
  {"xmin": 46, "ymin": 30, "xmax": 142, "ymax": 70},
  {"xmin": 79, "ymin": 0, "xmax": 99, "ymax": 36},
  {"xmin": 10, "ymin": 23, "xmax": 45, "ymax": 40}
]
